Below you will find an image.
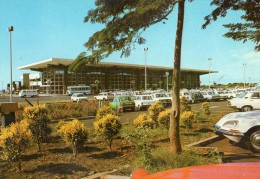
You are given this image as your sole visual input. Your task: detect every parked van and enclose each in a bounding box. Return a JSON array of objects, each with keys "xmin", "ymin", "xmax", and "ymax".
[{"xmin": 19, "ymin": 90, "xmax": 38, "ymax": 98}]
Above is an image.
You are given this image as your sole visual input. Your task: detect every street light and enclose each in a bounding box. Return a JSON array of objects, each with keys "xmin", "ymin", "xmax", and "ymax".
[
  {"xmin": 144, "ymin": 48, "xmax": 148, "ymax": 91},
  {"xmin": 8, "ymin": 26, "xmax": 14, "ymax": 102},
  {"xmin": 95, "ymin": 80, "xmax": 100, "ymax": 94},
  {"xmin": 159, "ymin": 81, "xmax": 162, "ymax": 89},
  {"xmin": 243, "ymin": 63, "xmax": 246, "ymax": 88},
  {"xmin": 248, "ymin": 76, "xmax": 251, "ymax": 88},
  {"xmin": 165, "ymin": 72, "xmax": 169, "ymax": 92},
  {"xmin": 208, "ymin": 58, "xmax": 212, "ymax": 90}
]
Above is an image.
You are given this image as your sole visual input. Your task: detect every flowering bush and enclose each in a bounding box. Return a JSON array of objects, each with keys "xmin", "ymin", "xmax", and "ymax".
[
  {"xmin": 95, "ymin": 105, "xmax": 114, "ymax": 120},
  {"xmin": 180, "ymin": 96, "xmax": 191, "ymax": 112},
  {"xmin": 202, "ymin": 102, "xmax": 210, "ymax": 115},
  {"xmin": 46, "ymin": 101, "xmax": 100, "ymax": 120},
  {"xmin": 23, "ymin": 104, "xmax": 51, "ymax": 151},
  {"xmin": 180, "ymin": 110, "xmax": 199, "ymax": 129},
  {"xmin": 133, "ymin": 114, "xmax": 155, "ymax": 129},
  {"xmin": 148, "ymin": 101, "xmax": 164, "ymax": 124},
  {"xmin": 57, "ymin": 119, "xmax": 88, "ymax": 156},
  {"xmin": 0, "ymin": 120, "xmax": 32, "ymax": 171},
  {"xmin": 94, "ymin": 114, "xmax": 121, "ymax": 150},
  {"xmin": 158, "ymin": 109, "xmax": 171, "ymax": 129}
]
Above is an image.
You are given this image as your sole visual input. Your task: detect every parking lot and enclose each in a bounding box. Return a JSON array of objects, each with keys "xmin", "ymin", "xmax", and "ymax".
[{"xmin": 1, "ymin": 95, "xmax": 260, "ymax": 161}]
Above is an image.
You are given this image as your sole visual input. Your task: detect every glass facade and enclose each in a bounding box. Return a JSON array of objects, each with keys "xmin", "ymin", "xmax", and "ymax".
[{"xmin": 38, "ymin": 64, "xmax": 201, "ymax": 94}]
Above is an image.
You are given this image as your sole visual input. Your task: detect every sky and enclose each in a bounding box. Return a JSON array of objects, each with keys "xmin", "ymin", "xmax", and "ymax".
[{"xmin": 0, "ymin": 0, "xmax": 259, "ymax": 90}]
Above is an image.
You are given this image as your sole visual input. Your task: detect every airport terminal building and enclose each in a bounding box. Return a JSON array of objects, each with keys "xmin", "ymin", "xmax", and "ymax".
[{"xmin": 18, "ymin": 58, "xmax": 215, "ymax": 94}]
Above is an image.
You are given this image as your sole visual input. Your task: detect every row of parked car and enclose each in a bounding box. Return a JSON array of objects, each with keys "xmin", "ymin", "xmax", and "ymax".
[{"xmin": 71, "ymin": 88, "xmax": 260, "ymax": 112}]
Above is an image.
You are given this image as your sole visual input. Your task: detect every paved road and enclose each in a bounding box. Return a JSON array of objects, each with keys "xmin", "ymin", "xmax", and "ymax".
[{"xmin": 207, "ymin": 137, "xmax": 260, "ymax": 162}]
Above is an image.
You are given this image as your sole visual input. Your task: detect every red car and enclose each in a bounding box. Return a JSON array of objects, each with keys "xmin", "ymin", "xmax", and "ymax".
[{"xmin": 131, "ymin": 162, "xmax": 260, "ymax": 179}]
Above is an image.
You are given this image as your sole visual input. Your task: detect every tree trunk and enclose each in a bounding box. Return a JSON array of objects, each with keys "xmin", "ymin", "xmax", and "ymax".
[{"xmin": 169, "ymin": 0, "xmax": 185, "ymax": 154}]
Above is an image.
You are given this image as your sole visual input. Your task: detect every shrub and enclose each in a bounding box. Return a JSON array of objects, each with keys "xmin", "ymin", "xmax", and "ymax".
[
  {"xmin": 95, "ymin": 105, "xmax": 114, "ymax": 120},
  {"xmin": 202, "ymin": 102, "xmax": 210, "ymax": 115},
  {"xmin": 180, "ymin": 110, "xmax": 199, "ymax": 129},
  {"xmin": 0, "ymin": 120, "xmax": 32, "ymax": 171},
  {"xmin": 94, "ymin": 114, "xmax": 121, "ymax": 150},
  {"xmin": 56, "ymin": 120, "xmax": 66, "ymax": 131},
  {"xmin": 180, "ymin": 96, "xmax": 191, "ymax": 112},
  {"xmin": 46, "ymin": 101, "xmax": 100, "ymax": 120},
  {"xmin": 148, "ymin": 101, "xmax": 164, "ymax": 124},
  {"xmin": 133, "ymin": 114, "xmax": 155, "ymax": 129},
  {"xmin": 158, "ymin": 109, "xmax": 171, "ymax": 130},
  {"xmin": 23, "ymin": 104, "xmax": 51, "ymax": 151},
  {"xmin": 121, "ymin": 127, "xmax": 153, "ymax": 171},
  {"xmin": 57, "ymin": 119, "xmax": 88, "ymax": 156}
]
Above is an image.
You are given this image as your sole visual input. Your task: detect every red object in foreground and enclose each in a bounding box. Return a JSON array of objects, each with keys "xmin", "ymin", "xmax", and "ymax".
[{"xmin": 131, "ymin": 162, "xmax": 260, "ymax": 179}]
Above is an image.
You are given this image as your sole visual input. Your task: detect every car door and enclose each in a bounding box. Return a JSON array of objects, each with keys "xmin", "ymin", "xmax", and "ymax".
[{"xmin": 250, "ymin": 92, "xmax": 260, "ymax": 109}]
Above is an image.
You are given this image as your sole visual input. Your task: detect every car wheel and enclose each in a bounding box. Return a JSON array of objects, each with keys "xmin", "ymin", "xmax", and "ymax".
[
  {"xmin": 242, "ymin": 106, "xmax": 252, "ymax": 112},
  {"xmin": 246, "ymin": 129, "xmax": 260, "ymax": 153}
]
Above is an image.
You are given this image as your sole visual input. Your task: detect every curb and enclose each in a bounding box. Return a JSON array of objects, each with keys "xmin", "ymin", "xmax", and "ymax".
[{"xmin": 185, "ymin": 134, "xmax": 224, "ymax": 147}]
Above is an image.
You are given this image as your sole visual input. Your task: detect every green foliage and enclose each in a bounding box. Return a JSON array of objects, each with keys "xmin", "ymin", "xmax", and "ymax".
[
  {"xmin": 95, "ymin": 105, "xmax": 114, "ymax": 120},
  {"xmin": 202, "ymin": 102, "xmax": 210, "ymax": 115},
  {"xmin": 149, "ymin": 147, "xmax": 221, "ymax": 173},
  {"xmin": 148, "ymin": 101, "xmax": 165, "ymax": 124},
  {"xmin": 133, "ymin": 114, "xmax": 155, "ymax": 129},
  {"xmin": 203, "ymin": 0, "xmax": 259, "ymax": 51},
  {"xmin": 94, "ymin": 114, "xmax": 121, "ymax": 150},
  {"xmin": 0, "ymin": 120, "xmax": 32, "ymax": 171},
  {"xmin": 121, "ymin": 127, "xmax": 154, "ymax": 171},
  {"xmin": 158, "ymin": 109, "xmax": 171, "ymax": 130},
  {"xmin": 69, "ymin": 0, "xmax": 177, "ymax": 71},
  {"xmin": 57, "ymin": 119, "xmax": 88, "ymax": 156},
  {"xmin": 23, "ymin": 104, "xmax": 51, "ymax": 151},
  {"xmin": 180, "ymin": 96, "xmax": 191, "ymax": 112}
]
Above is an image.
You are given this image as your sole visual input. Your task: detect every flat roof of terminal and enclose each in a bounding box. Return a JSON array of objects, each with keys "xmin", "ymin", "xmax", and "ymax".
[{"xmin": 18, "ymin": 58, "xmax": 217, "ymax": 75}]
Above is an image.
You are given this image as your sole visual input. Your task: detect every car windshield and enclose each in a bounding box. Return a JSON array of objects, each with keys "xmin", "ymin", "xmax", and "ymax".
[
  {"xmin": 77, "ymin": 94, "xmax": 84, "ymax": 97},
  {"xmin": 121, "ymin": 96, "xmax": 131, "ymax": 101},
  {"xmin": 143, "ymin": 96, "xmax": 152, "ymax": 100},
  {"xmin": 236, "ymin": 92, "xmax": 247, "ymax": 98},
  {"xmin": 155, "ymin": 94, "xmax": 166, "ymax": 98}
]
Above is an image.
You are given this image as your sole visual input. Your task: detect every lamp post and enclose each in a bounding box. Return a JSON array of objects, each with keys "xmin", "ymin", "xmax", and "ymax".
[
  {"xmin": 243, "ymin": 63, "xmax": 246, "ymax": 88},
  {"xmin": 208, "ymin": 58, "xmax": 212, "ymax": 90},
  {"xmin": 165, "ymin": 72, "xmax": 169, "ymax": 92},
  {"xmin": 95, "ymin": 80, "xmax": 100, "ymax": 94},
  {"xmin": 144, "ymin": 48, "xmax": 148, "ymax": 91},
  {"xmin": 8, "ymin": 26, "xmax": 14, "ymax": 102},
  {"xmin": 159, "ymin": 81, "xmax": 162, "ymax": 89}
]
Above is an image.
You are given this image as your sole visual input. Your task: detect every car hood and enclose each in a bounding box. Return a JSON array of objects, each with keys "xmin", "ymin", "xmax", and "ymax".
[
  {"xmin": 132, "ymin": 162, "xmax": 260, "ymax": 179},
  {"xmin": 215, "ymin": 110, "xmax": 260, "ymax": 132}
]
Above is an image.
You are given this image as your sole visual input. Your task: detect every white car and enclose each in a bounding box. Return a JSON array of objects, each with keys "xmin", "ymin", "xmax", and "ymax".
[
  {"xmin": 94, "ymin": 92, "xmax": 114, "ymax": 101},
  {"xmin": 215, "ymin": 91, "xmax": 228, "ymax": 100},
  {"xmin": 134, "ymin": 95, "xmax": 155, "ymax": 110},
  {"xmin": 215, "ymin": 110, "xmax": 260, "ymax": 153},
  {"xmin": 228, "ymin": 91, "xmax": 260, "ymax": 112},
  {"xmin": 71, "ymin": 93, "xmax": 88, "ymax": 102},
  {"xmin": 201, "ymin": 91, "xmax": 221, "ymax": 101},
  {"xmin": 150, "ymin": 93, "xmax": 172, "ymax": 107}
]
